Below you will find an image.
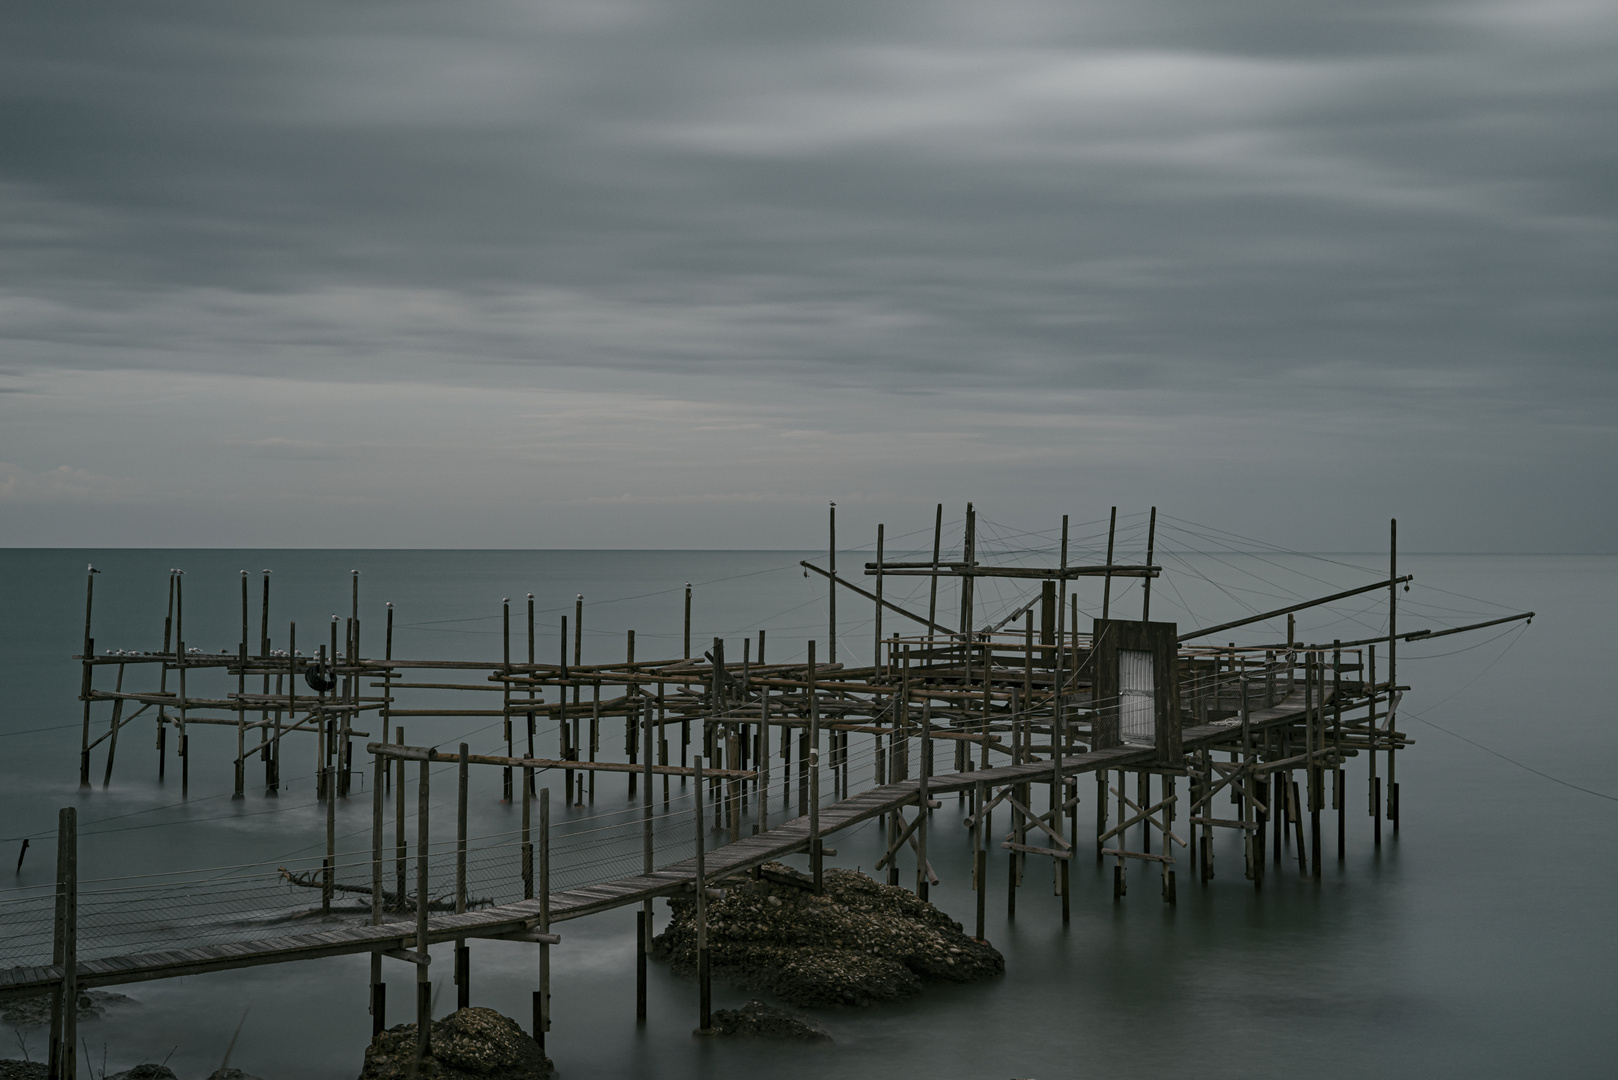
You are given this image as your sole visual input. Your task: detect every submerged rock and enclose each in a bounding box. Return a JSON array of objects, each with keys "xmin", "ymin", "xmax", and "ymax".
[
  {"xmin": 1, "ymin": 990, "xmax": 136, "ymax": 1027},
  {"xmin": 709, "ymin": 999, "xmax": 832, "ymax": 1041},
  {"xmin": 652, "ymin": 863, "xmax": 1004, "ymax": 1007},
  {"xmin": 108, "ymin": 1066, "xmax": 177, "ymax": 1080},
  {"xmin": 358, "ymin": 1007, "xmax": 553, "ymax": 1080}
]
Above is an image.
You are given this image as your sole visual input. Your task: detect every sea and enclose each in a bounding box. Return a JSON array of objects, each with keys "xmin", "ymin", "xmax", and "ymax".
[{"xmin": 1, "ymin": 548, "xmax": 1612, "ymax": 1079}]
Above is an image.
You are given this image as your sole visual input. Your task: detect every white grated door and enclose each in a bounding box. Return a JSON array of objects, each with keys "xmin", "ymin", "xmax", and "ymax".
[{"xmin": 1119, "ymin": 649, "xmax": 1156, "ymax": 746}]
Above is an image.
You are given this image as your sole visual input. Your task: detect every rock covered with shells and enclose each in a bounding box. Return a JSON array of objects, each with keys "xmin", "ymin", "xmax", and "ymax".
[
  {"xmin": 357, "ymin": 1007, "xmax": 553, "ymax": 1080},
  {"xmin": 652, "ymin": 863, "xmax": 1003, "ymax": 1007}
]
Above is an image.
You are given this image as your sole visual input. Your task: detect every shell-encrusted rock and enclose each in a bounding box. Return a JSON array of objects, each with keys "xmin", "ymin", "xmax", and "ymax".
[
  {"xmin": 652, "ymin": 864, "xmax": 1004, "ymax": 1007},
  {"xmin": 357, "ymin": 1007, "xmax": 553, "ymax": 1080}
]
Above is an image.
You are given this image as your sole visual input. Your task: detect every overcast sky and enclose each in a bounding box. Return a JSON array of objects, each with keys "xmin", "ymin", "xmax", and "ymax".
[{"xmin": 1, "ymin": 1, "xmax": 1612, "ymax": 551}]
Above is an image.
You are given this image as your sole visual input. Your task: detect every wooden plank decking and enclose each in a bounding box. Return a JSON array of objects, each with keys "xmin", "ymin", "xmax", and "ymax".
[{"xmin": 1, "ymin": 693, "xmax": 1311, "ymax": 998}]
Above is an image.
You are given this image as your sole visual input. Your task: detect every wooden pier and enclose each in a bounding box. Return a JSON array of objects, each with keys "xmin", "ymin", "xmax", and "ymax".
[{"xmin": 4, "ymin": 506, "xmax": 1532, "ymax": 1078}]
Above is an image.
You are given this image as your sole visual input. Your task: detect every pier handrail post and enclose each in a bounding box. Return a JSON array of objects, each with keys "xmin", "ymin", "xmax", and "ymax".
[
  {"xmin": 808, "ymin": 640, "xmax": 821, "ymax": 893},
  {"xmin": 49, "ymin": 806, "xmax": 77, "ymax": 1080},
  {"xmin": 414, "ymin": 759, "xmax": 430, "ymax": 1071},
  {"xmin": 536, "ymin": 787, "xmax": 550, "ymax": 1050},
  {"xmin": 694, "ymin": 756, "xmax": 713, "ymax": 1034}
]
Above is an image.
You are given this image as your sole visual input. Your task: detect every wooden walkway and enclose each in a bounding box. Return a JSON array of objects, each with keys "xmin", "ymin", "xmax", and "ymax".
[{"xmin": 0, "ymin": 693, "xmax": 1309, "ymax": 999}]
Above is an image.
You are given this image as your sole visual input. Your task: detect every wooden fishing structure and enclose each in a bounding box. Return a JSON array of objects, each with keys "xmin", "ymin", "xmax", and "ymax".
[{"xmin": 3, "ymin": 507, "xmax": 1533, "ymax": 1078}]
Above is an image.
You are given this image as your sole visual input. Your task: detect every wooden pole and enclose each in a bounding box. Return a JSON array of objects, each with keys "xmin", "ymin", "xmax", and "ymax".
[
  {"xmin": 808, "ymin": 640, "xmax": 821, "ymax": 892},
  {"xmin": 828, "ymin": 503, "xmax": 837, "ymax": 665},
  {"xmin": 261, "ymin": 570, "xmax": 273, "ymax": 788},
  {"xmin": 101, "ymin": 662, "xmax": 125, "ymax": 788},
  {"xmin": 158, "ymin": 573, "xmax": 173, "ymax": 782},
  {"xmin": 536, "ymin": 788, "xmax": 550, "ymax": 1050},
  {"xmin": 960, "ymin": 503, "xmax": 976, "ymax": 636},
  {"xmin": 527, "ymin": 595, "xmax": 536, "ymax": 799},
  {"xmin": 1101, "ymin": 507, "xmax": 1117, "ymax": 619},
  {"xmin": 917, "ymin": 699, "xmax": 930, "ymax": 902},
  {"xmin": 79, "ymin": 569, "xmax": 95, "ymax": 788},
  {"xmin": 694, "ymin": 756, "xmax": 712, "ymax": 1034},
  {"xmin": 639, "ymin": 695, "xmax": 653, "ymax": 1023},
  {"xmin": 395, "ymin": 727, "xmax": 407, "ymax": 913},
  {"xmin": 1052, "ymin": 514, "xmax": 1068, "ymax": 915},
  {"xmin": 49, "ymin": 806, "xmax": 77, "ymax": 1080},
  {"xmin": 176, "ymin": 571, "xmax": 188, "ymax": 796},
  {"xmin": 371, "ymin": 748, "xmax": 385, "ymax": 1035},
  {"xmin": 931, "ymin": 508, "xmax": 944, "ymax": 634},
  {"xmin": 414, "ymin": 758, "xmax": 430, "ymax": 1071},
  {"xmin": 1370, "ymin": 644, "xmax": 1381, "ymax": 846},
  {"xmin": 456, "ymin": 743, "xmax": 469, "ymax": 1010},
  {"xmin": 383, "ymin": 603, "xmax": 394, "ymax": 797},
  {"xmin": 1141, "ymin": 507, "xmax": 1156, "ymax": 622},
  {"xmin": 757, "ymin": 661, "xmax": 770, "ymax": 834},
  {"xmin": 1388, "ymin": 518, "xmax": 1399, "ymax": 831},
  {"xmin": 974, "ymin": 778, "xmax": 987, "ymax": 940},
  {"xmin": 503, "ymin": 601, "xmax": 514, "ymax": 803},
  {"xmin": 235, "ymin": 570, "xmax": 247, "ymax": 799},
  {"xmin": 873, "ymin": 523, "xmax": 884, "ymax": 676}
]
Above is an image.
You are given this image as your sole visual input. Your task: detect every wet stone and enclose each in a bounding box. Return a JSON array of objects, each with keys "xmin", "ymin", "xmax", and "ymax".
[
  {"xmin": 358, "ymin": 1007, "xmax": 554, "ymax": 1080},
  {"xmin": 109, "ymin": 1066, "xmax": 178, "ymax": 1080},
  {"xmin": 652, "ymin": 863, "xmax": 1004, "ymax": 1007},
  {"xmin": 709, "ymin": 1000, "xmax": 832, "ymax": 1041},
  {"xmin": 1, "ymin": 990, "xmax": 136, "ymax": 1027}
]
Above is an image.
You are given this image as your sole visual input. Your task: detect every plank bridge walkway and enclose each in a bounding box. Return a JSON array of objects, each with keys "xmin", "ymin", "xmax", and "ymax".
[{"xmin": 0, "ymin": 692, "xmax": 1308, "ymax": 999}]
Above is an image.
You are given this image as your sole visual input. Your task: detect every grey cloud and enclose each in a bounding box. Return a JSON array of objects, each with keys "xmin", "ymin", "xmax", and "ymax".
[{"xmin": 0, "ymin": 1, "xmax": 1612, "ymax": 548}]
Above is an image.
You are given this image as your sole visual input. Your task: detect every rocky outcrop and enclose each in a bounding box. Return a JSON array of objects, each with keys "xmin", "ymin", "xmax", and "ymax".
[
  {"xmin": 652, "ymin": 863, "xmax": 1003, "ymax": 1007},
  {"xmin": 1, "ymin": 990, "xmax": 135, "ymax": 1027},
  {"xmin": 358, "ymin": 1007, "xmax": 553, "ymax": 1080},
  {"xmin": 709, "ymin": 999, "xmax": 831, "ymax": 1041}
]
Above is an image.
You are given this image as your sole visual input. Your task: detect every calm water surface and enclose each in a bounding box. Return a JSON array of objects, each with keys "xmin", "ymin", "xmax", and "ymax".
[{"xmin": 1, "ymin": 549, "xmax": 1611, "ymax": 1079}]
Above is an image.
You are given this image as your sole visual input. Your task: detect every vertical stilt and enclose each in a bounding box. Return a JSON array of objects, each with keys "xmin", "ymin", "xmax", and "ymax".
[
  {"xmin": 49, "ymin": 807, "xmax": 77, "ymax": 1080},
  {"xmin": 456, "ymin": 744, "xmax": 469, "ymax": 1010},
  {"xmin": 694, "ymin": 756, "xmax": 713, "ymax": 1034},
  {"xmin": 415, "ymin": 760, "xmax": 431, "ymax": 1072},
  {"xmin": 536, "ymin": 788, "xmax": 550, "ymax": 1051}
]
